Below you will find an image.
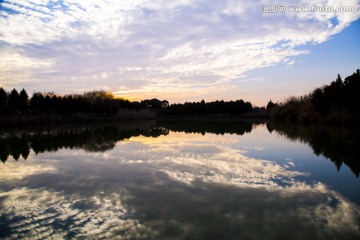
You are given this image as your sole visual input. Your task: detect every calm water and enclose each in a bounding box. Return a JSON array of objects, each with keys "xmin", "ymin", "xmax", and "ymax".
[{"xmin": 0, "ymin": 121, "xmax": 359, "ymax": 240}]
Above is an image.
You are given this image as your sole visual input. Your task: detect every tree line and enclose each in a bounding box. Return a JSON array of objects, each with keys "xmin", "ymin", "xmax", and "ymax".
[
  {"xmin": 2, "ymin": 69, "xmax": 359, "ymax": 125},
  {"xmin": 269, "ymin": 69, "xmax": 360, "ymax": 123},
  {"xmin": 0, "ymin": 86, "xmax": 254, "ymax": 125},
  {"xmin": 160, "ymin": 99, "xmax": 252, "ymax": 117},
  {"xmin": 0, "ymin": 89, "xmax": 138, "ymax": 116}
]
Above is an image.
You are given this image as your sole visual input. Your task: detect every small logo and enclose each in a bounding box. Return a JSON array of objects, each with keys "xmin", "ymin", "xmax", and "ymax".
[{"xmin": 262, "ymin": 4, "xmax": 286, "ymax": 13}]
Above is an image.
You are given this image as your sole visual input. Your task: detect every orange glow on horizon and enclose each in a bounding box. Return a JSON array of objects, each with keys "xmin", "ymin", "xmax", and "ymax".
[{"xmin": 112, "ymin": 91, "xmax": 274, "ymax": 107}]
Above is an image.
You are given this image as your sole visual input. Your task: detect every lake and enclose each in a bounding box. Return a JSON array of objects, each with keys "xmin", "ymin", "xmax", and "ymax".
[{"xmin": 0, "ymin": 120, "xmax": 359, "ymax": 239}]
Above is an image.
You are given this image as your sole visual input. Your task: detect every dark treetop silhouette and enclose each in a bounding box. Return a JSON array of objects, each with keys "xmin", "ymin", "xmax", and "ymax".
[
  {"xmin": 269, "ymin": 69, "xmax": 360, "ymax": 123},
  {"xmin": 0, "ymin": 88, "xmax": 254, "ymax": 126},
  {"xmin": 1, "ymin": 69, "xmax": 359, "ymax": 126}
]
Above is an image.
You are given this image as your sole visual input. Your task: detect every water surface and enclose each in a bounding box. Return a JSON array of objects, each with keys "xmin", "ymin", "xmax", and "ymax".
[{"xmin": 0, "ymin": 121, "xmax": 359, "ymax": 239}]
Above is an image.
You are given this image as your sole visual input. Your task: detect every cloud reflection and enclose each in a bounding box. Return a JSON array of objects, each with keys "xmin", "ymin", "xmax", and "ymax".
[
  {"xmin": 120, "ymin": 132, "xmax": 307, "ymax": 188},
  {"xmin": 0, "ymin": 188, "xmax": 155, "ymax": 239},
  {"xmin": 0, "ymin": 179, "xmax": 359, "ymax": 239},
  {"xmin": 0, "ymin": 126, "xmax": 359, "ymax": 239}
]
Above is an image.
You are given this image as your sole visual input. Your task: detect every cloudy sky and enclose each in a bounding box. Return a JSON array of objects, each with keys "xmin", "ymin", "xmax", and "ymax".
[{"xmin": 0, "ymin": 0, "xmax": 359, "ymax": 106}]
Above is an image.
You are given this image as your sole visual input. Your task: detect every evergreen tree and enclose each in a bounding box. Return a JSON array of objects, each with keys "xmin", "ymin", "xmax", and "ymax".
[
  {"xmin": 8, "ymin": 89, "xmax": 20, "ymax": 114},
  {"xmin": 30, "ymin": 92, "xmax": 45, "ymax": 113},
  {"xmin": 19, "ymin": 88, "xmax": 29, "ymax": 114},
  {"xmin": 0, "ymin": 87, "xmax": 8, "ymax": 116}
]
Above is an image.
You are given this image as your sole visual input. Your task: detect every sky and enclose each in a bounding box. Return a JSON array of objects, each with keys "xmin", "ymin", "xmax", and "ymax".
[{"xmin": 0, "ymin": 0, "xmax": 359, "ymax": 106}]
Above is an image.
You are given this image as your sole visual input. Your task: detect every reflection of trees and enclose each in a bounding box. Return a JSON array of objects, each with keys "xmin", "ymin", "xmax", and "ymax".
[
  {"xmin": 0, "ymin": 123, "xmax": 169, "ymax": 163},
  {"xmin": 267, "ymin": 122, "xmax": 360, "ymax": 177},
  {"xmin": 0, "ymin": 120, "xmax": 259, "ymax": 163},
  {"xmin": 160, "ymin": 120, "xmax": 259, "ymax": 136},
  {"xmin": 0, "ymin": 133, "xmax": 30, "ymax": 163}
]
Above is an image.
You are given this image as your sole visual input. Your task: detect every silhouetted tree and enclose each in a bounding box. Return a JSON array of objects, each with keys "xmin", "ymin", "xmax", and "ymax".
[
  {"xmin": 163, "ymin": 99, "xmax": 252, "ymax": 117},
  {"xmin": 141, "ymin": 98, "xmax": 165, "ymax": 109},
  {"xmin": 272, "ymin": 69, "xmax": 360, "ymax": 123},
  {"xmin": 311, "ymin": 88, "xmax": 325, "ymax": 114},
  {"xmin": 266, "ymin": 100, "xmax": 276, "ymax": 111},
  {"xmin": 19, "ymin": 88, "xmax": 29, "ymax": 114},
  {"xmin": 8, "ymin": 89, "xmax": 20, "ymax": 115},
  {"xmin": 0, "ymin": 87, "xmax": 8, "ymax": 116},
  {"xmin": 30, "ymin": 92, "xmax": 45, "ymax": 114},
  {"xmin": 343, "ymin": 70, "xmax": 360, "ymax": 112},
  {"xmin": 161, "ymin": 100, "xmax": 169, "ymax": 109}
]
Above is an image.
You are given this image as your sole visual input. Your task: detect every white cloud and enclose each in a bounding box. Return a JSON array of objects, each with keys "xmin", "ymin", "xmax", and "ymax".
[
  {"xmin": 0, "ymin": 0, "xmax": 359, "ymax": 99},
  {"xmin": 0, "ymin": 47, "xmax": 54, "ymax": 85}
]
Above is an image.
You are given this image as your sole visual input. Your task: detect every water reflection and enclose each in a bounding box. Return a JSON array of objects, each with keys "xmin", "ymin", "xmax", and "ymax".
[
  {"xmin": 160, "ymin": 120, "xmax": 258, "ymax": 135},
  {"xmin": 0, "ymin": 121, "xmax": 359, "ymax": 239},
  {"xmin": 1, "ymin": 120, "xmax": 359, "ymax": 180},
  {"xmin": 267, "ymin": 122, "xmax": 360, "ymax": 177},
  {"xmin": 0, "ymin": 121, "xmax": 168, "ymax": 162},
  {"xmin": 0, "ymin": 120, "xmax": 256, "ymax": 163},
  {"xmin": 1, "ymin": 177, "xmax": 359, "ymax": 239}
]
